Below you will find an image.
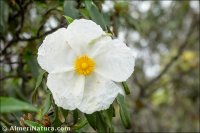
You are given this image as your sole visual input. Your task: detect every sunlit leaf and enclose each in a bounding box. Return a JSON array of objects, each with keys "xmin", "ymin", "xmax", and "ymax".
[{"xmin": 63, "ymin": 15, "xmax": 74, "ymax": 24}]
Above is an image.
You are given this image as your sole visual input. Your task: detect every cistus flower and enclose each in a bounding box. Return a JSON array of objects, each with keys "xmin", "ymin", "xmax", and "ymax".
[{"xmin": 37, "ymin": 19, "xmax": 135, "ymax": 114}]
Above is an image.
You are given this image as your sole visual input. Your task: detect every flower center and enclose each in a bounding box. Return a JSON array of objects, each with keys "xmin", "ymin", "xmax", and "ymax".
[{"xmin": 74, "ymin": 55, "xmax": 95, "ymax": 75}]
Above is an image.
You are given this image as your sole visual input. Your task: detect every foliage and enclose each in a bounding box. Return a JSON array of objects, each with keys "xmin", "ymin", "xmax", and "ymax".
[{"xmin": 0, "ymin": 0, "xmax": 199, "ymax": 132}]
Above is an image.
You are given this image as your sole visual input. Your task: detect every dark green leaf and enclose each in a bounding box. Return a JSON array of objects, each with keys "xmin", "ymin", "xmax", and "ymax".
[
  {"xmin": 122, "ymin": 82, "xmax": 130, "ymax": 95},
  {"xmin": 52, "ymin": 106, "xmax": 62, "ymax": 127},
  {"xmin": 117, "ymin": 94, "xmax": 131, "ymax": 129},
  {"xmin": 0, "ymin": 97, "xmax": 37, "ymax": 113},
  {"xmin": 85, "ymin": 111, "xmax": 111, "ymax": 132},
  {"xmin": 0, "ymin": 0, "xmax": 9, "ymax": 34},
  {"xmin": 84, "ymin": 0, "xmax": 106, "ymax": 29},
  {"xmin": 73, "ymin": 117, "xmax": 88, "ymax": 131},
  {"xmin": 32, "ymin": 71, "xmax": 46, "ymax": 103},
  {"xmin": 25, "ymin": 52, "xmax": 39, "ymax": 79},
  {"xmin": 73, "ymin": 109, "xmax": 78, "ymax": 124},
  {"xmin": 85, "ymin": 113, "xmax": 97, "ymax": 130}
]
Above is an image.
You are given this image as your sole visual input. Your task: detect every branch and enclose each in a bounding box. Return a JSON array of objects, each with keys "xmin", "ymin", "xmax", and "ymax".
[
  {"xmin": 18, "ymin": 22, "xmax": 67, "ymax": 41},
  {"xmin": 143, "ymin": 19, "xmax": 198, "ymax": 96}
]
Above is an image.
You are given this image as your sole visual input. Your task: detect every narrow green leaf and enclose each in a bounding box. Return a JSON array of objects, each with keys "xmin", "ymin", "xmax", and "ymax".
[
  {"xmin": 85, "ymin": 113, "xmax": 97, "ymax": 130},
  {"xmin": 0, "ymin": 0, "xmax": 9, "ymax": 34},
  {"xmin": 96, "ymin": 112, "xmax": 107, "ymax": 132},
  {"xmin": 73, "ymin": 109, "xmax": 78, "ymax": 124},
  {"xmin": 42, "ymin": 93, "xmax": 52, "ymax": 115},
  {"xmin": 85, "ymin": 112, "xmax": 110, "ymax": 132},
  {"xmin": 122, "ymin": 82, "xmax": 130, "ymax": 95},
  {"xmin": 24, "ymin": 120, "xmax": 48, "ymax": 133},
  {"xmin": 84, "ymin": 0, "xmax": 106, "ymax": 29},
  {"xmin": 63, "ymin": 15, "xmax": 74, "ymax": 24},
  {"xmin": 25, "ymin": 52, "xmax": 39, "ymax": 79},
  {"xmin": 117, "ymin": 94, "xmax": 131, "ymax": 129},
  {"xmin": 73, "ymin": 117, "xmax": 88, "ymax": 131},
  {"xmin": 32, "ymin": 71, "xmax": 46, "ymax": 103},
  {"xmin": 52, "ymin": 105, "xmax": 62, "ymax": 127},
  {"xmin": 0, "ymin": 97, "xmax": 37, "ymax": 113}
]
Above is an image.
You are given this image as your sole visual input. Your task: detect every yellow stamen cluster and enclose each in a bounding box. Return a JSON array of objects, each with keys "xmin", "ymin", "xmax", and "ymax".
[{"xmin": 74, "ymin": 55, "xmax": 95, "ymax": 75}]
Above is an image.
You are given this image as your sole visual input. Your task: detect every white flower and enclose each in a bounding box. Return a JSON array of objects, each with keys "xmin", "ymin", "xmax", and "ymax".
[{"xmin": 37, "ymin": 19, "xmax": 135, "ymax": 114}]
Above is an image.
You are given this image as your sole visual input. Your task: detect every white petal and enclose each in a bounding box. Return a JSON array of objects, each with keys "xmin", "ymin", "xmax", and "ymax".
[
  {"xmin": 78, "ymin": 73, "xmax": 122, "ymax": 114},
  {"xmin": 65, "ymin": 19, "xmax": 105, "ymax": 55},
  {"xmin": 37, "ymin": 28, "xmax": 76, "ymax": 73},
  {"xmin": 94, "ymin": 39, "xmax": 136, "ymax": 82},
  {"xmin": 47, "ymin": 71, "xmax": 85, "ymax": 110}
]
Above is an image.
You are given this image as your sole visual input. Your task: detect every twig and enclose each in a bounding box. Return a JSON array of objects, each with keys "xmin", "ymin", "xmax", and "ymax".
[{"xmin": 143, "ymin": 19, "xmax": 197, "ymax": 96}]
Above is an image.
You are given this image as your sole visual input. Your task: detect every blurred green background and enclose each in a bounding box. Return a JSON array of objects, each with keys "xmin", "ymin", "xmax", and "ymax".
[{"xmin": 0, "ymin": 0, "xmax": 199, "ymax": 132}]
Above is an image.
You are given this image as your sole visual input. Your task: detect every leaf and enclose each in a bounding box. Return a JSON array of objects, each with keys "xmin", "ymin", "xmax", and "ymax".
[
  {"xmin": 63, "ymin": 15, "xmax": 73, "ymax": 24},
  {"xmin": 0, "ymin": 97, "xmax": 37, "ymax": 113},
  {"xmin": 117, "ymin": 94, "xmax": 131, "ymax": 129},
  {"xmin": 52, "ymin": 106, "xmax": 62, "ymax": 127},
  {"xmin": 95, "ymin": 112, "xmax": 108, "ymax": 132},
  {"xmin": 0, "ymin": 0, "xmax": 9, "ymax": 34},
  {"xmin": 24, "ymin": 120, "xmax": 48, "ymax": 133},
  {"xmin": 42, "ymin": 93, "xmax": 52, "ymax": 115},
  {"xmin": 63, "ymin": 0, "xmax": 79, "ymax": 19},
  {"xmin": 73, "ymin": 109, "xmax": 78, "ymax": 124},
  {"xmin": 32, "ymin": 71, "xmax": 46, "ymax": 103},
  {"xmin": 101, "ymin": 107, "xmax": 114, "ymax": 132},
  {"xmin": 25, "ymin": 52, "xmax": 39, "ymax": 79},
  {"xmin": 58, "ymin": 107, "xmax": 65, "ymax": 123},
  {"xmin": 73, "ymin": 117, "xmax": 88, "ymax": 131},
  {"xmin": 85, "ymin": 111, "xmax": 111, "ymax": 132},
  {"xmin": 84, "ymin": 0, "xmax": 106, "ymax": 29},
  {"xmin": 122, "ymin": 82, "xmax": 130, "ymax": 95},
  {"xmin": 85, "ymin": 113, "xmax": 97, "ymax": 130}
]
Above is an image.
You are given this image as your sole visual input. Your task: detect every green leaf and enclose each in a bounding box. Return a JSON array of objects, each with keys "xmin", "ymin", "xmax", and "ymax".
[
  {"xmin": 52, "ymin": 106, "xmax": 62, "ymax": 127},
  {"xmin": 0, "ymin": 97, "xmax": 37, "ymax": 113},
  {"xmin": 85, "ymin": 113, "xmax": 96, "ymax": 130},
  {"xmin": 32, "ymin": 71, "xmax": 46, "ymax": 103},
  {"xmin": 25, "ymin": 52, "xmax": 39, "ymax": 79},
  {"xmin": 63, "ymin": 15, "xmax": 74, "ymax": 24},
  {"xmin": 101, "ymin": 108, "xmax": 114, "ymax": 132},
  {"xmin": 96, "ymin": 112, "xmax": 108, "ymax": 132},
  {"xmin": 0, "ymin": 0, "xmax": 9, "ymax": 34},
  {"xmin": 117, "ymin": 94, "xmax": 131, "ymax": 129},
  {"xmin": 24, "ymin": 120, "xmax": 48, "ymax": 133},
  {"xmin": 84, "ymin": 0, "xmax": 106, "ymax": 29},
  {"xmin": 42, "ymin": 93, "xmax": 52, "ymax": 115},
  {"xmin": 63, "ymin": 0, "xmax": 79, "ymax": 19},
  {"xmin": 73, "ymin": 109, "xmax": 78, "ymax": 124},
  {"xmin": 73, "ymin": 117, "xmax": 88, "ymax": 131},
  {"xmin": 85, "ymin": 112, "xmax": 111, "ymax": 132},
  {"xmin": 122, "ymin": 82, "xmax": 130, "ymax": 95}
]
